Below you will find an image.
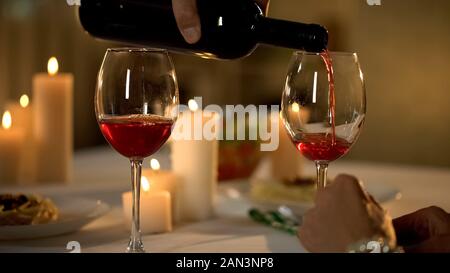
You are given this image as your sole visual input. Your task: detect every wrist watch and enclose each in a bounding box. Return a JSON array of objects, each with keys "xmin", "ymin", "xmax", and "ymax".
[{"xmin": 347, "ymin": 237, "xmax": 404, "ymax": 253}]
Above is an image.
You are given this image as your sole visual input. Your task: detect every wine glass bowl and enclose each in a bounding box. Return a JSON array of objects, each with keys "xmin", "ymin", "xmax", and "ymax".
[
  {"xmin": 95, "ymin": 48, "xmax": 179, "ymax": 252},
  {"xmin": 281, "ymin": 51, "xmax": 366, "ymax": 188}
]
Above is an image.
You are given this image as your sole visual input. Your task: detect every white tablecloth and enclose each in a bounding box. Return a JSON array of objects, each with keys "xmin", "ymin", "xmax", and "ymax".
[{"xmin": 1, "ymin": 147, "xmax": 449, "ymax": 253}]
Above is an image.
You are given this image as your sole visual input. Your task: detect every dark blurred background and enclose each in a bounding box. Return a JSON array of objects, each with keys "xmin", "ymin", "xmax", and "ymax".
[{"xmin": 0, "ymin": 0, "xmax": 449, "ymax": 167}]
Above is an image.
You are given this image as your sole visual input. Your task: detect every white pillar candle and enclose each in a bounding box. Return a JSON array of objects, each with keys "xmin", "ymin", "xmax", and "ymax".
[
  {"xmin": 142, "ymin": 159, "xmax": 179, "ymax": 223},
  {"xmin": 5, "ymin": 95, "xmax": 35, "ymax": 183},
  {"xmin": 0, "ymin": 111, "xmax": 25, "ymax": 184},
  {"xmin": 122, "ymin": 181, "xmax": 172, "ymax": 234},
  {"xmin": 270, "ymin": 107, "xmax": 310, "ymax": 181},
  {"xmin": 171, "ymin": 100, "xmax": 219, "ymax": 222},
  {"xmin": 32, "ymin": 57, "xmax": 73, "ymax": 183}
]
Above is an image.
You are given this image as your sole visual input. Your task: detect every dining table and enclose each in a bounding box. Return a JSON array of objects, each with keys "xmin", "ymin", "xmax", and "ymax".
[{"xmin": 0, "ymin": 145, "xmax": 449, "ymax": 253}]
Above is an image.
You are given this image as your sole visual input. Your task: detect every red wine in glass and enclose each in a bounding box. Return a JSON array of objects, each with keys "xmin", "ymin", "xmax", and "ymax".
[
  {"xmin": 292, "ymin": 50, "xmax": 342, "ymax": 162},
  {"xmin": 96, "ymin": 48, "xmax": 179, "ymax": 253},
  {"xmin": 320, "ymin": 50, "xmax": 336, "ymax": 145},
  {"xmin": 293, "ymin": 133, "xmax": 351, "ymax": 162},
  {"xmin": 99, "ymin": 114, "xmax": 174, "ymax": 159},
  {"xmin": 282, "ymin": 50, "xmax": 366, "ymax": 189}
]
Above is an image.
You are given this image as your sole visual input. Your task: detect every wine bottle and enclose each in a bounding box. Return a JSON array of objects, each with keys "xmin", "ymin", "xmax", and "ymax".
[{"xmin": 78, "ymin": 0, "xmax": 328, "ymax": 60}]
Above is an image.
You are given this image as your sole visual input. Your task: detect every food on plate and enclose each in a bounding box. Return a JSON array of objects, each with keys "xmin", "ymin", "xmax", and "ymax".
[
  {"xmin": 0, "ymin": 194, "xmax": 59, "ymax": 226},
  {"xmin": 219, "ymin": 141, "xmax": 262, "ymax": 181},
  {"xmin": 250, "ymin": 177, "xmax": 320, "ymax": 203}
]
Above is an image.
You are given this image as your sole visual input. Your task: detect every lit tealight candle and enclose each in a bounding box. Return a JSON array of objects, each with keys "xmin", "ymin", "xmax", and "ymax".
[
  {"xmin": 122, "ymin": 176, "xmax": 172, "ymax": 234},
  {"xmin": 0, "ymin": 111, "xmax": 25, "ymax": 184},
  {"xmin": 141, "ymin": 159, "xmax": 179, "ymax": 223},
  {"xmin": 33, "ymin": 57, "xmax": 74, "ymax": 183}
]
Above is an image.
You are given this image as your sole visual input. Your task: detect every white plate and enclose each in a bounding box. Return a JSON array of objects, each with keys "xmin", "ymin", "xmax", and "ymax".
[
  {"xmin": 247, "ymin": 180, "xmax": 401, "ymax": 216},
  {"xmin": 0, "ymin": 196, "xmax": 110, "ymax": 240}
]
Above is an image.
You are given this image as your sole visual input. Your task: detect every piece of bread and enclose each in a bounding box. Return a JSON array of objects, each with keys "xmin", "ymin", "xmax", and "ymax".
[
  {"xmin": 250, "ymin": 177, "xmax": 318, "ymax": 203},
  {"xmin": 0, "ymin": 194, "xmax": 59, "ymax": 226}
]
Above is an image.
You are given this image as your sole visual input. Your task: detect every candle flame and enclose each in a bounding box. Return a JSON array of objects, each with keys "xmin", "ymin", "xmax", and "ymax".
[
  {"xmin": 188, "ymin": 99, "xmax": 199, "ymax": 112},
  {"xmin": 291, "ymin": 102, "xmax": 300, "ymax": 113},
  {"xmin": 141, "ymin": 176, "xmax": 150, "ymax": 192},
  {"xmin": 20, "ymin": 95, "xmax": 30, "ymax": 108},
  {"xmin": 150, "ymin": 159, "xmax": 161, "ymax": 171},
  {"xmin": 2, "ymin": 111, "xmax": 12, "ymax": 130},
  {"xmin": 48, "ymin": 57, "xmax": 59, "ymax": 76}
]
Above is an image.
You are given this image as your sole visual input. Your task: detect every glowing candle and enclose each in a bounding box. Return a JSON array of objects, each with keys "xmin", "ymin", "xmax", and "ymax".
[
  {"xmin": 171, "ymin": 99, "xmax": 219, "ymax": 222},
  {"xmin": 0, "ymin": 111, "xmax": 25, "ymax": 184},
  {"xmin": 270, "ymin": 108, "xmax": 310, "ymax": 181},
  {"xmin": 122, "ymin": 176, "xmax": 172, "ymax": 234},
  {"xmin": 141, "ymin": 159, "xmax": 179, "ymax": 223},
  {"xmin": 33, "ymin": 57, "xmax": 73, "ymax": 183},
  {"xmin": 5, "ymin": 94, "xmax": 35, "ymax": 183}
]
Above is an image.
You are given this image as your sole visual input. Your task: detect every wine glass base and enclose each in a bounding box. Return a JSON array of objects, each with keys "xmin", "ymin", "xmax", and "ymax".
[
  {"xmin": 126, "ymin": 248, "xmax": 146, "ymax": 253},
  {"xmin": 127, "ymin": 241, "xmax": 145, "ymax": 253}
]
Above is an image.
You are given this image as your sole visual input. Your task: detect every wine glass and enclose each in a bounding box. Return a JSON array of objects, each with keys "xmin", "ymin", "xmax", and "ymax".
[
  {"xmin": 281, "ymin": 51, "xmax": 366, "ymax": 189},
  {"xmin": 95, "ymin": 48, "xmax": 179, "ymax": 253}
]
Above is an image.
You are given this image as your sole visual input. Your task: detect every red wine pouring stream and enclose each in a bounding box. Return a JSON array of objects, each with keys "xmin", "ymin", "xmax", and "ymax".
[
  {"xmin": 294, "ymin": 51, "xmax": 341, "ymax": 162},
  {"xmin": 320, "ymin": 50, "xmax": 336, "ymax": 145}
]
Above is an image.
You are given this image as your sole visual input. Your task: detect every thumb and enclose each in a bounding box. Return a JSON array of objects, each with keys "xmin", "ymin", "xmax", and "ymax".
[{"xmin": 172, "ymin": 0, "xmax": 201, "ymax": 44}]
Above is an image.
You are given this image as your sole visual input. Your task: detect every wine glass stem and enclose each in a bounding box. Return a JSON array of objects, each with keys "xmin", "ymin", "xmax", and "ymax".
[
  {"xmin": 316, "ymin": 162, "xmax": 329, "ymax": 189},
  {"xmin": 127, "ymin": 159, "xmax": 145, "ymax": 253}
]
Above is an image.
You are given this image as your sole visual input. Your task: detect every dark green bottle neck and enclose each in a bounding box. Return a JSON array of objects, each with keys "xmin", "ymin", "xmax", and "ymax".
[{"xmin": 254, "ymin": 16, "xmax": 328, "ymax": 52}]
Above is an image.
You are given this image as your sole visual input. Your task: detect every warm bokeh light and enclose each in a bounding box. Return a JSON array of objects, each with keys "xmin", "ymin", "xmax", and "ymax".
[
  {"xmin": 141, "ymin": 176, "xmax": 150, "ymax": 192},
  {"xmin": 2, "ymin": 111, "xmax": 12, "ymax": 130},
  {"xmin": 20, "ymin": 94, "xmax": 30, "ymax": 108},
  {"xmin": 188, "ymin": 99, "xmax": 199, "ymax": 112},
  {"xmin": 291, "ymin": 102, "xmax": 300, "ymax": 113},
  {"xmin": 150, "ymin": 158, "xmax": 161, "ymax": 171},
  {"xmin": 48, "ymin": 57, "xmax": 59, "ymax": 76}
]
